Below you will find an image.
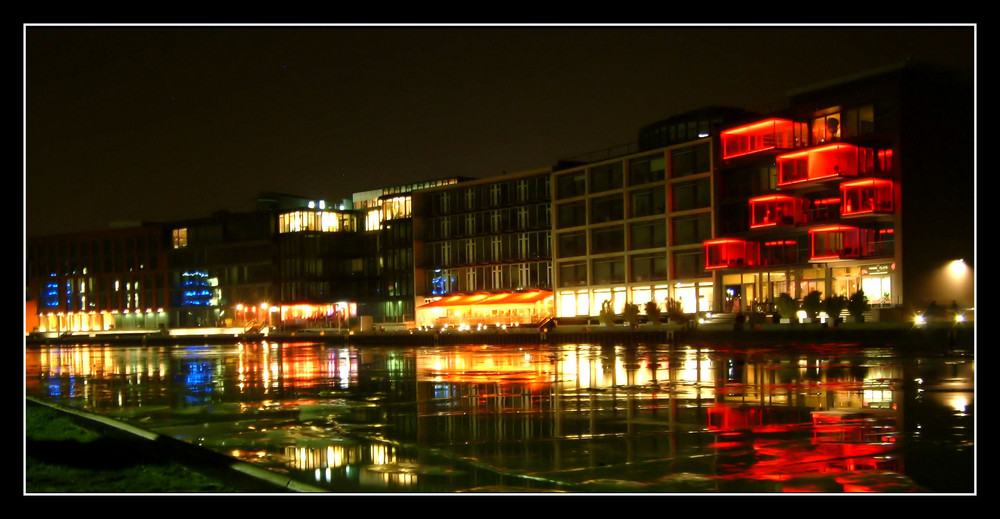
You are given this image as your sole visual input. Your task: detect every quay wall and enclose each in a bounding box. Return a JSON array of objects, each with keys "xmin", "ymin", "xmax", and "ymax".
[{"xmin": 25, "ymin": 322, "xmax": 974, "ymax": 351}]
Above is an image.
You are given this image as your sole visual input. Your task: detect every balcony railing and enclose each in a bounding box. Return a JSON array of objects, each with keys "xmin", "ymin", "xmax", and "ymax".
[
  {"xmin": 749, "ymin": 195, "xmax": 805, "ymax": 228},
  {"xmin": 721, "ymin": 118, "xmax": 802, "ymax": 159},
  {"xmin": 840, "ymin": 178, "xmax": 894, "ymax": 217},
  {"xmin": 760, "ymin": 240, "xmax": 802, "ymax": 266},
  {"xmin": 704, "ymin": 238, "xmax": 759, "ymax": 270},
  {"xmin": 808, "ymin": 225, "xmax": 892, "ymax": 261},
  {"xmin": 777, "ymin": 144, "xmax": 874, "ymax": 187}
]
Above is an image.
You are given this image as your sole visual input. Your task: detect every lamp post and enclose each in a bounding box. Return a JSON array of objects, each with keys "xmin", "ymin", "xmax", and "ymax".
[
  {"xmin": 236, "ymin": 303, "xmax": 245, "ymax": 327},
  {"xmin": 260, "ymin": 303, "xmax": 271, "ymax": 328}
]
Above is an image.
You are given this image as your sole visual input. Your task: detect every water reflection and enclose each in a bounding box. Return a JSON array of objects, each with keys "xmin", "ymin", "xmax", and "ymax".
[{"xmin": 25, "ymin": 340, "xmax": 974, "ymax": 493}]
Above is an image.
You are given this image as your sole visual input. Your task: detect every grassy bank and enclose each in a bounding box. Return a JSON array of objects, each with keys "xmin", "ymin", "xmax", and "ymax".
[{"xmin": 25, "ymin": 400, "xmax": 246, "ymax": 494}]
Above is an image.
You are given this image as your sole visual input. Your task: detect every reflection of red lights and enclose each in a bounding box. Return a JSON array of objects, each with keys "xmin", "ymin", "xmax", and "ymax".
[
  {"xmin": 708, "ymin": 441, "xmax": 745, "ymax": 449},
  {"xmin": 707, "ymin": 404, "xmax": 901, "ymax": 487}
]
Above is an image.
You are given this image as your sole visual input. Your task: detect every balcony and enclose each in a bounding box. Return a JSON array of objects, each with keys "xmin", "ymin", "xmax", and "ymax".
[
  {"xmin": 761, "ymin": 240, "xmax": 801, "ymax": 266},
  {"xmin": 840, "ymin": 178, "xmax": 894, "ymax": 217},
  {"xmin": 721, "ymin": 118, "xmax": 802, "ymax": 159},
  {"xmin": 777, "ymin": 144, "xmax": 874, "ymax": 187},
  {"xmin": 749, "ymin": 194, "xmax": 805, "ymax": 228},
  {"xmin": 808, "ymin": 225, "xmax": 891, "ymax": 262},
  {"xmin": 703, "ymin": 238, "xmax": 759, "ymax": 270},
  {"xmin": 803, "ymin": 197, "xmax": 842, "ymax": 225}
]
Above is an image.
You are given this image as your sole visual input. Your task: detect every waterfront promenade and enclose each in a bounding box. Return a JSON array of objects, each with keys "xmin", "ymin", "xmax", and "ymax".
[{"xmin": 25, "ymin": 318, "xmax": 975, "ymax": 351}]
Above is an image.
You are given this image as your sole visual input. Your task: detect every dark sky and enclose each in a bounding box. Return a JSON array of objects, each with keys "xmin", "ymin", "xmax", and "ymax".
[{"xmin": 24, "ymin": 25, "xmax": 975, "ymax": 238}]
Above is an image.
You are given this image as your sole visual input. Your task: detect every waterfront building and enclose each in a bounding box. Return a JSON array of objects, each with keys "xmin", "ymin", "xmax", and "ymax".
[
  {"xmin": 412, "ymin": 169, "xmax": 554, "ymax": 328},
  {"xmin": 26, "ymin": 63, "xmax": 972, "ymax": 333},
  {"xmin": 352, "ymin": 178, "xmax": 467, "ymax": 326},
  {"xmin": 167, "ymin": 209, "xmax": 277, "ymax": 329},
  {"xmin": 551, "ymin": 107, "xmax": 756, "ymax": 320},
  {"xmin": 262, "ymin": 193, "xmax": 365, "ymax": 329},
  {"xmin": 705, "ymin": 62, "xmax": 974, "ymax": 317},
  {"xmin": 26, "ymin": 223, "xmax": 172, "ymax": 333}
]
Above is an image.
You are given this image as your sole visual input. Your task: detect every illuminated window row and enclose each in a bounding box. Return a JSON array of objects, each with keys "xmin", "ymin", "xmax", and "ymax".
[{"xmin": 278, "ymin": 211, "xmax": 357, "ymax": 233}]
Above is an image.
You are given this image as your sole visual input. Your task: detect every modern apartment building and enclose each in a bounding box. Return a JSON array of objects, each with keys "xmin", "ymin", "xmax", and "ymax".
[
  {"xmin": 412, "ymin": 169, "xmax": 553, "ymax": 328},
  {"xmin": 705, "ymin": 62, "xmax": 974, "ymax": 316},
  {"xmin": 551, "ymin": 108, "xmax": 756, "ymax": 320}
]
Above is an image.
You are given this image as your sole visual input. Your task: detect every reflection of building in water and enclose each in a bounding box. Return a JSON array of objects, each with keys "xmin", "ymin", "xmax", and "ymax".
[{"xmin": 26, "ymin": 342, "xmax": 965, "ymax": 491}]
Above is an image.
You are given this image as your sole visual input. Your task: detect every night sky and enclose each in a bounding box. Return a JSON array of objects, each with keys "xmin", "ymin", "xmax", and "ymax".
[{"xmin": 24, "ymin": 25, "xmax": 975, "ymax": 238}]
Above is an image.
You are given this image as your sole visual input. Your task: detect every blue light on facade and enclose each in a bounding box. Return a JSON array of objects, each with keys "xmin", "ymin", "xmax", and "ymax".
[{"xmin": 179, "ymin": 271, "xmax": 213, "ymax": 307}]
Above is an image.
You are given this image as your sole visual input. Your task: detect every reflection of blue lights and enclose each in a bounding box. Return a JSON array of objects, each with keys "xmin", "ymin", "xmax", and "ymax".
[
  {"xmin": 174, "ymin": 359, "xmax": 214, "ymax": 405},
  {"xmin": 433, "ymin": 383, "xmax": 453, "ymax": 403},
  {"xmin": 46, "ymin": 375, "xmax": 75, "ymax": 398}
]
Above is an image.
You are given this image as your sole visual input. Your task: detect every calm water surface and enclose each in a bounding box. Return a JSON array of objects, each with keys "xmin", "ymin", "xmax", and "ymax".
[{"xmin": 25, "ymin": 340, "xmax": 974, "ymax": 493}]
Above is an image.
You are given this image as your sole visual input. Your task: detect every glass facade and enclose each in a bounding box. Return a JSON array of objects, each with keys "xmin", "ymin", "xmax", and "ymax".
[{"xmin": 552, "ymin": 137, "xmax": 716, "ymax": 319}]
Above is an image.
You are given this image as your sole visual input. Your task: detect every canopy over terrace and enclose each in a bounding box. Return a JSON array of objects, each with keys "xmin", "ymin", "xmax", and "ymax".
[{"xmin": 417, "ymin": 290, "xmax": 553, "ymax": 328}]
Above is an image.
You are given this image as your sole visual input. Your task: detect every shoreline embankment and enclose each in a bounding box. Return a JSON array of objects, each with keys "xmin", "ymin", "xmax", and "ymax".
[{"xmin": 25, "ymin": 321, "xmax": 974, "ymax": 351}]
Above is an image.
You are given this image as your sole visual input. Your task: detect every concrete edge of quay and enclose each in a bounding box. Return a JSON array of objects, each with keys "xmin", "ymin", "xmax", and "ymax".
[
  {"xmin": 25, "ymin": 396, "xmax": 328, "ymax": 493},
  {"xmin": 25, "ymin": 320, "xmax": 974, "ymax": 350}
]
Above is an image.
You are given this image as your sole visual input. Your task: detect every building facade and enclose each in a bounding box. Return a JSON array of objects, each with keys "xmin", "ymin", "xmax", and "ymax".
[
  {"xmin": 352, "ymin": 178, "xmax": 466, "ymax": 325},
  {"xmin": 551, "ymin": 108, "xmax": 757, "ymax": 320},
  {"xmin": 27, "ymin": 63, "xmax": 972, "ymax": 332},
  {"xmin": 167, "ymin": 210, "xmax": 277, "ymax": 328},
  {"xmin": 704, "ymin": 62, "xmax": 974, "ymax": 316},
  {"xmin": 27, "ymin": 224, "xmax": 172, "ymax": 333},
  {"xmin": 413, "ymin": 169, "xmax": 554, "ymax": 328}
]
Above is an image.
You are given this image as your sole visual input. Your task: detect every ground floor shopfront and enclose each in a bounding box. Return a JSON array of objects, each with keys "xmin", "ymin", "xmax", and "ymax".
[
  {"xmin": 555, "ymin": 278, "xmax": 715, "ymax": 319},
  {"xmin": 32, "ymin": 308, "xmax": 171, "ymax": 334},
  {"xmin": 714, "ymin": 261, "xmax": 898, "ymax": 314},
  {"xmin": 415, "ymin": 290, "xmax": 554, "ymax": 329}
]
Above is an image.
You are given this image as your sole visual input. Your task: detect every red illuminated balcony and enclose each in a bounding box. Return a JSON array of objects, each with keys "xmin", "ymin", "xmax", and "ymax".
[
  {"xmin": 721, "ymin": 118, "xmax": 802, "ymax": 159},
  {"xmin": 777, "ymin": 144, "xmax": 874, "ymax": 187},
  {"xmin": 704, "ymin": 238, "xmax": 759, "ymax": 270},
  {"xmin": 749, "ymin": 195, "xmax": 806, "ymax": 228},
  {"xmin": 840, "ymin": 178, "xmax": 894, "ymax": 217},
  {"xmin": 809, "ymin": 225, "xmax": 889, "ymax": 261}
]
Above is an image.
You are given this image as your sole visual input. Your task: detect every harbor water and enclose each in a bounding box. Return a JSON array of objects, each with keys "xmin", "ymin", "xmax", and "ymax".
[{"xmin": 25, "ymin": 338, "xmax": 974, "ymax": 493}]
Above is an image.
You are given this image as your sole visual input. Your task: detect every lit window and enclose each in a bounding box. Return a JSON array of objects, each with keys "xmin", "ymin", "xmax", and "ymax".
[{"xmin": 172, "ymin": 228, "xmax": 188, "ymax": 249}]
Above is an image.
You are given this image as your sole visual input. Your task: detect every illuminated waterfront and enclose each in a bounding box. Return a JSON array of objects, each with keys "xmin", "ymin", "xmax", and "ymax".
[{"xmin": 25, "ymin": 340, "xmax": 974, "ymax": 493}]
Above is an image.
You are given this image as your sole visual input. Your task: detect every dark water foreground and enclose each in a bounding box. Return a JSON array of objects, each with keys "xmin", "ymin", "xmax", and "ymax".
[{"xmin": 25, "ymin": 336, "xmax": 974, "ymax": 494}]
